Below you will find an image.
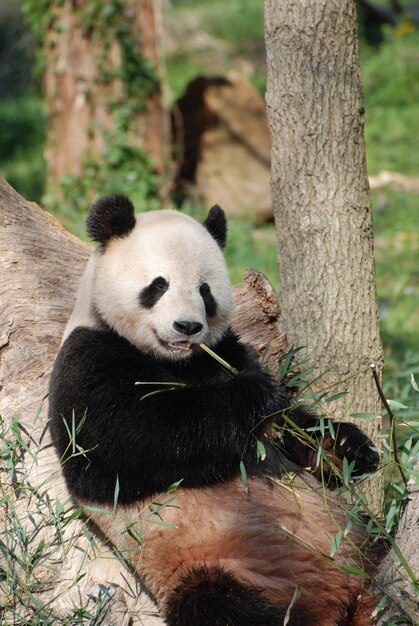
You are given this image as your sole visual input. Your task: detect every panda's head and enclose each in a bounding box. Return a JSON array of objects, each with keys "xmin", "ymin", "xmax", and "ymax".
[{"xmin": 86, "ymin": 195, "xmax": 233, "ymax": 360}]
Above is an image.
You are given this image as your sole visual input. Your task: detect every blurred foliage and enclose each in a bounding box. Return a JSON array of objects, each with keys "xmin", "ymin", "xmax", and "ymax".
[
  {"xmin": 0, "ymin": 96, "xmax": 46, "ymax": 201},
  {"xmin": 361, "ymin": 30, "xmax": 419, "ymax": 175},
  {"xmin": 0, "ymin": 0, "xmax": 37, "ymax": 97},
  {"xmin": 171, "ymin": 0, "xmax": 264, "ymax": 52},
  {"xmin": 45, "ymin": 141, "xmax": 160, "ymax": 240},
  {"xmin": 372, "ymin": 186, "xmax": 419, "ymax": 379}
]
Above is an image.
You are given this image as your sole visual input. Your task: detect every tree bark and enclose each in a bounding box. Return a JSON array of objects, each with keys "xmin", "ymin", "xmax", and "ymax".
[
  {"xmin": 128, "ymin": 0, "xmax": 167, "ymax": 172},
  {"xmin": 372, "ymin": 463, "xmax": 419, "ymax": 624},
  {"xmin": 43, "ymin": 0, "xmax": 168, "ymax": 191},
  {"xmin": 264, "ymin": 0, "xmax": 384, "ymax": 510},
  {"xmin": 0, "ymin": 178, "xmax": 285, "ymax": 623}
]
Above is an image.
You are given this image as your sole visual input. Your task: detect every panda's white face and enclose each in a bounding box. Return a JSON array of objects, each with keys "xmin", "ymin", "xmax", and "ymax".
[{"xmin": 91, "ymin": 210, "xmax": 233, "ymax": 360}]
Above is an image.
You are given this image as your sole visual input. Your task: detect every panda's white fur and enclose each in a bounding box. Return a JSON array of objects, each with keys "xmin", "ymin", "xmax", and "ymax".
[
  {"xmin": 62, "ymin": 253, "xmax": 97, "ymax": 343},
  {"xmin": 64, "ymin": 210, "xmax": 233, "ymax": 360}
]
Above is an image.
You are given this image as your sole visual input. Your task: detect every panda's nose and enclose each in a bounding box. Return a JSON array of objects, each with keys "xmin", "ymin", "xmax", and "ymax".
[{"xmin": 173, "ymin": 320, "xmax": 203, "ymax": 336}]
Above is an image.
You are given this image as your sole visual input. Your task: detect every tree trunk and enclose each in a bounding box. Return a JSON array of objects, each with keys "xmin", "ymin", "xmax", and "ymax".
[
  {"xmin": 264, "ymin": 0, "xmax": 383, "ymax": 511},
  {"xmin": 372, "ymin": 463, "xmax": 419, "ymax": 624},
  {"xmin": 43, "ymin": 0, "xmax": 168, "ymax": 192},
  {"xmin": 0, "ymin": 178, "xmax": 285, "ymax": 623}
]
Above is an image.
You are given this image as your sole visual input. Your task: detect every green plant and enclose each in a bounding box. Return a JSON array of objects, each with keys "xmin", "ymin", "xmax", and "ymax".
[
  {"xmin": 0, "ymin": 404, "xmax": 185, "ymax": 624},
  {"xmin": 0, "ymin": 412, "xmax": 114, "ymax": 624}
]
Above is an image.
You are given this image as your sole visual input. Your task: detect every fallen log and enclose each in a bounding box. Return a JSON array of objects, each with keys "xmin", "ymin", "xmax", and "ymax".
[{"xmin": 0, "ymin": 178, "xmax": 287, "ymax": 623}]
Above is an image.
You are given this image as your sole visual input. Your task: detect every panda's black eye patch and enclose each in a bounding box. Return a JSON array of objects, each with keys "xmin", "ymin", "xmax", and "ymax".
[
  {"xmin": 200, "ymin": 282, "xmax": 217, "ymax": 317},
  {"xmin": 140, "ymin": 277, "xmax": 169, "ymax": 308}
]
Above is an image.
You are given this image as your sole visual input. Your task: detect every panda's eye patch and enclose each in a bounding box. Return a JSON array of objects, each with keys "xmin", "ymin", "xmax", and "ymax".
[
  {"xmin": 140, "ymin": 277, "xmax": 169, "ymax": 308},
  {"xmin": 200, "ymin": 282, "xmax": 217, "ymax": 317}
]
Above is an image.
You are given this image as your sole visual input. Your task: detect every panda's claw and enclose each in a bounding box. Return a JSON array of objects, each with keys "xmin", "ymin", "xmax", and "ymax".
[{"xmin": 334, "ymin": 422, "xmax": 380, "ymax": 477}]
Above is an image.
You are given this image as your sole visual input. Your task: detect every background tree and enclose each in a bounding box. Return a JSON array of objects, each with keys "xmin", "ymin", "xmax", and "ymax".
[
  {"xmin": 24, "ymin": 0, "xmax": 168, "ymax": 211},
  {"xmin": 265, "ymin": 0, "xmax": 383, "ymax": 510}
]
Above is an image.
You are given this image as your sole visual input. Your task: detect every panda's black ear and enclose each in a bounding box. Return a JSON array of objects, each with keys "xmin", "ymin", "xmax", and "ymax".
[
  {"xmin": 203, "ymin": 204, "xmax": 227, "ymax": 249},
  {"xmin": 87, "ymin": 194, "xmax": 136, "ymax": 244}
]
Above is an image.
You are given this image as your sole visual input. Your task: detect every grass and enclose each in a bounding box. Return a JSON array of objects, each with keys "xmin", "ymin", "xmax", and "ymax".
[
  {"xmin": 361, "ymin": 31, "xmax": 419, "ymax": 176},
  {"xmin": 0, "ymin": 414, "xmax": 130, "ymax": 625},
  {"xmin": 371, "ymin": 185, "xmax": 419, "ymax": 374}
]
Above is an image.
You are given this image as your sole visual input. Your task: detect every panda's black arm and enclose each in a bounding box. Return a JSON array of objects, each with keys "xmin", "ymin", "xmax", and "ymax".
[
  {"xmin": 277, "ymin": 404, "xmax": 380, "ymax": 479},
  {"xmin": 48, "ymin": 327, "xmax": 289, "ymax": 505},
  {"xmin": 218, "ymin": 332, "xmax": 379, "ymax": 477},
  {"xmin": 214, "ymin": 331, "xmax": 379, "ymax": 475}
]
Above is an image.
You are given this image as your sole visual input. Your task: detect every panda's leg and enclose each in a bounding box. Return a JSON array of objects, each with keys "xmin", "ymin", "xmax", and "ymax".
[{"xmin": 164, "ymin": 564, "xmax": 307, "ymax": 626}]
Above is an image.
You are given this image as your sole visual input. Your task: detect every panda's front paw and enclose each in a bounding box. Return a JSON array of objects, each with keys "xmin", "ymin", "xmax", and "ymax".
[{"xmin": 334, "ymin": 422, "xmax": 379, "ymax": 477}]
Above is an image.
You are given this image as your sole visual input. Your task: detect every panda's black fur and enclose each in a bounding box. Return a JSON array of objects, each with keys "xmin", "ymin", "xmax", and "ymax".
[
  {"xmin": 49, "ymin": 195, "xmax": 379, "ymax": 626},
  {"xmin": 49, "ymin": 325, "xmax": 289, "ymax": 504}
]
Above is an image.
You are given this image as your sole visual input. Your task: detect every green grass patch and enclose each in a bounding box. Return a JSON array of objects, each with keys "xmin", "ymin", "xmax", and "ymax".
[
  {"xmin": 372, "ymin": 188, "xmax": 419, "ymax": 370},
  {"xmin": 226, "ymin": 221, "xmax": 278, "ymax": 288},
  {"xmin": 361, "ymin": 30, "xmax": 419, "ymax": 175},
  {"xmin": 171, "ymin": 0, "xmax": 264, "ymax": 49}
]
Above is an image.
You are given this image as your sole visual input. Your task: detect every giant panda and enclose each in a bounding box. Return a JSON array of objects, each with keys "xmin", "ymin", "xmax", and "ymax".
[{"xmin": 49, "ymin": 195, "xmax": 379, "ymax": 626}]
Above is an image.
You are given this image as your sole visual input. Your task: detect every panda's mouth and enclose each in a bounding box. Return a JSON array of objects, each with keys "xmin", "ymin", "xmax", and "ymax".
[
  {"xmin": 167, "ymin": 340, "xmax": 193, "ymax": 353},
  {"xmin": 155, "ymin": 332, "xmax": 195, "ymax": 355}
]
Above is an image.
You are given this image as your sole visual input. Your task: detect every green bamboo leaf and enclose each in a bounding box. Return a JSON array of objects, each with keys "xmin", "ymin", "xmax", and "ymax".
[
  {"xmin": 147, "ymin": 519, "xmax": 176, "ymax": 528},
  {"xmin": 315, "ymin": 444, "xmax": 322, "ymax": 468},
  {"xmin": 240, "ymin": 461, "xmax": 248, "ymax": 493},
  {"xmin": 256, "ymin": 440, "xmax": 266, "ymax": 461},
  {"xmin": 113, "ymin": 476, "xmax": 120, "ymax": 513},
  {"xmin": 372, "ymin": 595, "xmax": 389, "ymax": 618},
  {"xmin": 330, "ymin": 530, "xmax": 343, "ymax": 557},
  {"xmin": 125, "ymin": 525, "xmax": 143, "ymax": 545},
  {"xmin": 85, "ymin": 505, "xmax": 112, "ymax": 516},
  {"xmin": 339, "ymin": 564, "xmax": 369, "ymax": 578},
  {"xmin": 165, "ymin": 480, "xmax": 183, "ymax": 493},
  {"xmin": 325, "ymin": 391, "xmax": 348, "ymax": 403},
  {"xmin": 410, "ymin": 373, "xmax": 418, "ymax": 392},
  {"xmin": 387, "ymin": 399, "xmax": 408, "ymax": 411},
  {"xmin": 71, "ymin": 410, "xmax": 76, "ymax": 454},
  {"xmin": 342, "ymin": 457, "xmax": 355, "ymax": 481}
]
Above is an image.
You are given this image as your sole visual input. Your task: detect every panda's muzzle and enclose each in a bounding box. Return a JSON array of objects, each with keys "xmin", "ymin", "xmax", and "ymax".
[
  {"xmin": 166, "ymin": 320, "xmax": 203, "ymax": 352},
  {"xmin": 154, "ymin": 320, "xmax": 204, "ymax": 355}
]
